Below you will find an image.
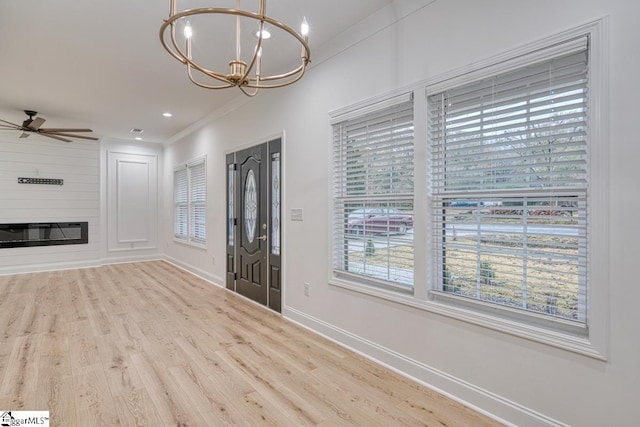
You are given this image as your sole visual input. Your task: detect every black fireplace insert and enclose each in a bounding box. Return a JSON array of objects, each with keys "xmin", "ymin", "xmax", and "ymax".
[{"xmin": 0, "ymin": 222, "xmax": 88, "ymax": 248}]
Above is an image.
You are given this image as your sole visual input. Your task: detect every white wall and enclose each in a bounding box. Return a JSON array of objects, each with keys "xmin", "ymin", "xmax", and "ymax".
[
  {"xmin": 162, "ymin": 0, "xmax": 640, "ymax": 425},
  {"xmin": 101, "ymin": 138, "xmax": 163, "ymax": 263},
  {"xmin": 0, "ymin": 135, "xmax": 100, "ymax": 273}
]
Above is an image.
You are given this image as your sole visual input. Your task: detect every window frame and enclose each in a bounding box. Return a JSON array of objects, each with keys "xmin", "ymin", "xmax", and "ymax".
[
  {"xmin": 173, "ymin": 155, "xmax": 207, "ymax": 248},
  {"xmin": 328, "ymin": 18, "xmax": 608, "ymax": 360},
  {"xmin": 330, "ymin": 92, "xmax": 416, "ymax": 293},
  {"xmin": 428, "ymin": 39, "xmax": 589, "ymax": 333}
]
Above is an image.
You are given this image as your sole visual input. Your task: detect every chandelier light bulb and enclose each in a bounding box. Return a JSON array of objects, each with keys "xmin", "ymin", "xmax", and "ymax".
[
  {"xmin": 256, "ymin": 26, "xmax": 271, "ymax": 40},
  {"xmin": 301, "ymin": 17, "xmax": 309, "ymax": 37},
  {"xmin": 184, "ymin": 21, "xmax": 193, "ymax": 39}
]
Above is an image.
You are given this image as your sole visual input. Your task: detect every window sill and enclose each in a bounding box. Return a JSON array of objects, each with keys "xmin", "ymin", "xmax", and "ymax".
[
  {"xmin": 173, "ymin": 237, "xmax": 207, "ymax": 250},
  {"xmin": 329, "ymin": 275, "xmax": 606, "ymax": 361}
]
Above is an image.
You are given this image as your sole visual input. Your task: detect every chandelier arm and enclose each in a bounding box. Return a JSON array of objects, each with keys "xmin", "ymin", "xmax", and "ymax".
[
  {"xmin": 169, "ymin": 22, "xmax": 188, "ymax": 65},
  {"xmin": 259, "ymin": 14, "xmax": 311, "ymax": 63},
  {"xmin": 162, "ymin": 9, "xmax": 265, "ymax": 83},
  {"xmin": 245, "ymin": 65, "xmax": 306, "ymax": 89},
  {"xmin": 160, "ymin": 21, "xmax": 186, "ymax": 65},
  {"xmin": 187, "ymin": 65, "xmax": 235, "ymax": 90},
  {"xmin": 239, "ymin": 86, "xmax": 260, "ymax": 97},
  {"xmin": 240, "ymin": 22, "xmax": 265, "ymax": 85},
  {"xmin": 164, "ymin": 19, "xmax": 232, "ymax": 82},
  {"xmin": 187, "ymin": 58, "xmax": 235, "ymax": 83},
  {"xmin": 249, "ymin": 61, "xmax": 306, "ymax": 84},
  {"xmin": 162, "ymin": 8, "xmax": 311, "ymax": 63}
]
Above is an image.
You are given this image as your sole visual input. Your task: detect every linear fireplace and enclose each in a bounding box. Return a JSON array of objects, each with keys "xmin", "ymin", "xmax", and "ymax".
[{"xmin": 0, "ymin": 222, "xmax": 88, "ymax": 248}]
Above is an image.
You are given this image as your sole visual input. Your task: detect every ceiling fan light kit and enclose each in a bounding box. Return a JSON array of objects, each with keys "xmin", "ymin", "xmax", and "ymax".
[
  {"xmin": 159, "ymin": 0, "xmax": 311, "ymax": 97},
  {"xmin": 0, "ymin": 110, "xmax": 98, "ymax": 143}
]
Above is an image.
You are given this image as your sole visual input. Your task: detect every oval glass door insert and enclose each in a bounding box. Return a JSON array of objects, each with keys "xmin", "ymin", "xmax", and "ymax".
[{"xmin": 244, "ymin": 170, "xmax": 257, "ymax": 243}]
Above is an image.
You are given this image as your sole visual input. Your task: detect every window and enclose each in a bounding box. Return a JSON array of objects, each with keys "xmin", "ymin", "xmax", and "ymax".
[
  {"xmin": 174, "ymin": 157, "xmax": 206, "ymax": 245},
  {"xmin": 332, "ymin": 94, "xmax": 415, "ymax": 290},
  {"xmin": 428, "ymin": 37, "xmax": 589, "ymax": 327},
  {"xmin": 329, "ymin": 21, "xmax": 607, "ymax": 357}
]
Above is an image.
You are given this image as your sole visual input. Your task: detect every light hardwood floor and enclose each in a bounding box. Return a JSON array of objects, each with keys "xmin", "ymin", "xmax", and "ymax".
[{"xmin": 0, "ymin": 261, "xmax": 502, "ymax": 426}]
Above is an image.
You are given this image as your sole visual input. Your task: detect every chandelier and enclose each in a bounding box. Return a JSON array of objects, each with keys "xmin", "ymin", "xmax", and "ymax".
[{"xmin": 160, "ymin": 0, "xmax": 311, "ymax": 97}]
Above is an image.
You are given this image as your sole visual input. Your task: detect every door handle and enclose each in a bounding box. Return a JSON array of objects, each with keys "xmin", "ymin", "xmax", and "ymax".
[{"xmin": 257, "ymin": 235, "xmax": 267, "ymax": 241}]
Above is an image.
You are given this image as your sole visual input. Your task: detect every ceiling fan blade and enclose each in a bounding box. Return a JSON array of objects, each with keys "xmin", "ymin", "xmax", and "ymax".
[
  {"xmin": 28, "ymin": 117, "xmax": 46, "ymax": 130},
  {"xmin": 45, "ymin": 132, "xmax": 99, "ymax": 141},
  {"xmin": 40, "ymin": 133, "xmax": 72, "ymax": 143},
  {"xmin": 19, "ymin": 132, "xmax": 30, "ymax": 138},
  {"xmin": 0, "ymin": 118, "xmax": 20, "ymax": 128},
  {"xmin": 40, "ymin": 128, "xmax": 94, "ymax": 133}
]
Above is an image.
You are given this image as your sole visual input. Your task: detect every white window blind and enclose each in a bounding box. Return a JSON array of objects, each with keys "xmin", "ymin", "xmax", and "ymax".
[
  {"xmin": 428, "ymin": 38, "xmax": 589, "ymax": 322},
  {"xmin": 189, "ymin": 160, "xmax": 206, "ymax": 243},
  {"xmin": 332, "ymin": 94, "xmax": 415, "ymax": 289},
  {"xmin": 174, "ymin": 157, "xmax": 206, "ymax": 245},
  {"xmin": 174, "ymin": 168, "xmax": 188, "ymax": 239}
]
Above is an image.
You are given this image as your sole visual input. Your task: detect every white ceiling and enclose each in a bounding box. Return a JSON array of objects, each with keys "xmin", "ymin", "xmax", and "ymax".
[{"xmin": 0, "ymin": 0, "xmax": 392, "ymax": 143}]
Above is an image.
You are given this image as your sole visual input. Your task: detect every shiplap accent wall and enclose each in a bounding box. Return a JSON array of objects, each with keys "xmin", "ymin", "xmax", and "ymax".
[{"xmin": 0, "ymin": 136, "xmax": 100, "ymax": 273}]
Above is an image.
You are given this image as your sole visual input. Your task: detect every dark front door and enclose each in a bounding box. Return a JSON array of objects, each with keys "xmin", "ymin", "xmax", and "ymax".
[
  {"xmin": 236, "ymin": 143, "xmax": 269, "ymax": 305},
  {"xmin": 227, "ymin": 139, "xmax": 281, "ymax": 311}
]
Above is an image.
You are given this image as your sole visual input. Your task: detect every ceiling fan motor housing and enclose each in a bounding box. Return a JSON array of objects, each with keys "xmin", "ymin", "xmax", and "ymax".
[{"xmin": 22, "ymin": 110, "xmax": 38, "ymax": 127}]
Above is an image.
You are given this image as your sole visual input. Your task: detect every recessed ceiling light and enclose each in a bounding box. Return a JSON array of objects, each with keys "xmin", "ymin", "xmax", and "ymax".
[
  {"xmin": 135, "ymin": 137, "xmax": 142, "ymax": 141},
  {"xmin": 163, "ymin": 112, "xmax": 173, "ymax": 117}
]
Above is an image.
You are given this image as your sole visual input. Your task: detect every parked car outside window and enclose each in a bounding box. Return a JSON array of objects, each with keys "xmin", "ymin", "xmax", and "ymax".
[{"xmin": 348, "ymin": 208, "xmax": 413, "ymax": 235}]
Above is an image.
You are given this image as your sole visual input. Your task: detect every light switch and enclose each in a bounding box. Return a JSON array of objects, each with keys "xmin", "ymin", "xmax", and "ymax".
[{"xmin": 291, "ymin": 208, "xmax": 303, "ymax": 221}]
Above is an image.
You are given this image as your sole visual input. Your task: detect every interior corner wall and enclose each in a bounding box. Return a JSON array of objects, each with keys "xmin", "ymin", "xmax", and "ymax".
[
  {"xmin": 0, "ymin": 135, "xmax": 100, "ymax": 274},
  {"xmin": 161, "ymin": 0, "xmax": 640, "ymax": 425}
]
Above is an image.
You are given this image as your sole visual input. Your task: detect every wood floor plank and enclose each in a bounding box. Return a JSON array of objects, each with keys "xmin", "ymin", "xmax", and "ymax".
[
  {"xmin": 168, "ymin": 363, "xmax": 243, "ymax": 426},
  {"xmin": 95, "ymin": 334, "xmax": 163, "ymax": 427},
  {"xmin": 0, "ymin": 334, "xmax": 43, "ymax": 409},
  {"xmin": 0, "ymin": 261, "xmax": 502, "ymax": 426},
  {"xmin": 398, "ymin": 391, "xmax": 499, "ymax": 427},
  {"xmin": 216, "ymin": 342, "xmax": 335, "ymax": 426},
  {"xmin": 72, "ymin": 365, "xmax": 120, "ymax": 427},
  {"xmin": 68, "ymin": 320, "xmax": 102, "ymax": 370},
  {"xmin": 36, "ymin": 361, "xmax": 76, "ymax": 426},
  {"xmin": 130, "ymin": 351, "xmax": 210, "ymax": 426},
  {"xmin": 0, "ymin": 293, "xmax": 25, "ymax": 355}
]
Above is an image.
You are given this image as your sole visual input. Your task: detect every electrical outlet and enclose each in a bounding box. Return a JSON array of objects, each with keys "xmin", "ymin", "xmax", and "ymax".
[{"xmin": 304, "ymin": 282, "xmax": 310, "ymax": 297}]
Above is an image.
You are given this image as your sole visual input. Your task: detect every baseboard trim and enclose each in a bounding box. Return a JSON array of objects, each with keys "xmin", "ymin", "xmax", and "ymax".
[
  {"xmin": 101, "ymin": 253, "xmax": 163, "ymax": 265},
  {"xmin": 163, "ymin": 255, "xmax": 224, "ymax": 288},
  {"xmin": 0, "ymin": 254, "xmax": 163, "ymax": 276},
  {"xmin": 0, "ymin": 259, "xmax": 101, "ymax": 276},
  {"xmin": 284, "ymin": 306, "xmax": 567, "ymax": 427}
]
